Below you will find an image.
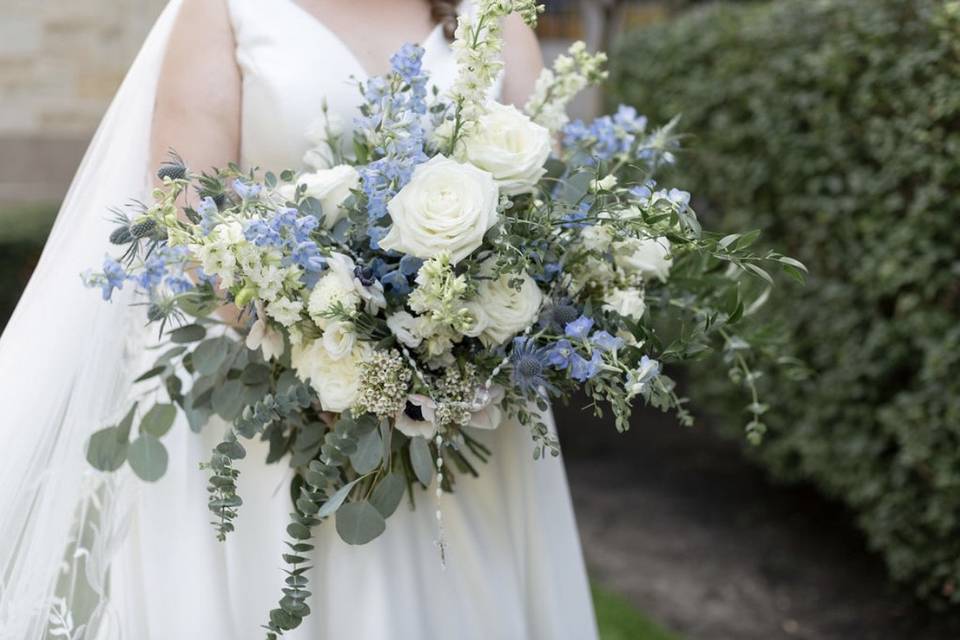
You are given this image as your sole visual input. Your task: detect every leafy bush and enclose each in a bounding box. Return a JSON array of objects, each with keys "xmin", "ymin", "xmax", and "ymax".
[
  {"xmin": 0, "ymin": 204, "xmax": 57, "ymax": 331},
  {"xmin": 610, "ymin": 0, "xmax": 960, "ymax": 604}
]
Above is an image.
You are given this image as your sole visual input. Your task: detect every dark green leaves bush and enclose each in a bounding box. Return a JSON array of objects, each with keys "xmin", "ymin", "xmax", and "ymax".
[{"xmin": 611, "ymin": 0, "xmax": 960, "ymax": 604}]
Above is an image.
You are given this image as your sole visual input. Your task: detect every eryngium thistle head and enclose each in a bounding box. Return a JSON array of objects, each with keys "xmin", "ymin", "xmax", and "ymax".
[
  {"xmin": 129, "ymin": 219, "xmax": 158, "ymax": 239},
  {"xmin": 547, "ymin": 302, "xmax": 579, "ymax": 328},
  {"xmin": 157, "ymin": 163, "xmax": 187, "ymax": 181},
  {"xmin": 109, "ymin": 226, "xmax": 134, "ymax": 245}
]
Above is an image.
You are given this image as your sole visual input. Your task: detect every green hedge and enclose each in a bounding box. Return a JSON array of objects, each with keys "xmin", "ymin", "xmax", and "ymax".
[
  {"xmin": 0, "ymin": 205, "xmax": 57, "ymax": 331},
  {"xmin": 611, "ymin": 0, "xmax": 960, "ymax": 604}
]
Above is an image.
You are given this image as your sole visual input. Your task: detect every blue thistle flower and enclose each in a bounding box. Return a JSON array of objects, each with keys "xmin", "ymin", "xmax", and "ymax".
[{"xmin": 510, "ymin": 337, "xmax": 556, "ymax": 396}]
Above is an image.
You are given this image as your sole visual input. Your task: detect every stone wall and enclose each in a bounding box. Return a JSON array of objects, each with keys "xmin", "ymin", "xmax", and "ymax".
[{"xmin": 0, "ymin": 0, "xmax": 166, "ymax": 203}]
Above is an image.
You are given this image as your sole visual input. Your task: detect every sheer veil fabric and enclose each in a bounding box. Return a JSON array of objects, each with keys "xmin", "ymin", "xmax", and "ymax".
[{"xmin": 0, "ymin": 1, "xmax": 599, "ymax": 638}]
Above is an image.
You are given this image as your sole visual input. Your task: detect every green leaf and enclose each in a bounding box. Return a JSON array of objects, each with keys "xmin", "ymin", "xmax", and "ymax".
[
  {"xmin": 86, "ymin": 426, "xmax": 129, "ymax": 472},
  {"xmin": 335, "ymin": 501, "xmax": 386, "ymax": 545},
  {"xmin": 193, "ymin": 337, "xmax": 231, "ymax": 376},
  {"xmin": 140, "ymin": 403, "xmax": 176, "ymax": 437},
  {"xmin": 242, "ymin": 362, "xmax": 272, "ymax": 386},
  {"xmin": 212, "ymin": 379, "xmax": 245, "ymax": 421},
  {"xmin": 349, "ymin": 429, "xmax": 383, "ymax": 475},
  {"xmin": 169, "ymin": 323, "xmax": 206, "ymax": 344},
  {"xmin": 316, "ymin": 479, "xmax": 361, "ymax": 519},
  {"xmin": 370, "ymin": 472, "xmax": 405, "ymax": 519},
  {"xmin": 743, "ymin": 262, "xmax": 774, "ymax": 285},
  {"xmin": 127, "ymin": 434, "xmax": 168, "ymax": 482},
  {"xmin": 134, "ymin": 365, "xmax": 168, "ymax": 383},
  {"xmin": 409, "ymin": 436, "xmax": 435, "ymax": 487}
]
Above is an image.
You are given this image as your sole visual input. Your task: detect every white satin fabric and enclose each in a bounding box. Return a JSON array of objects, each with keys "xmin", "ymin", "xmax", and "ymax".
[{"xmin": 79, "ymin": 1, "xmax": 597, "ymax": 638}]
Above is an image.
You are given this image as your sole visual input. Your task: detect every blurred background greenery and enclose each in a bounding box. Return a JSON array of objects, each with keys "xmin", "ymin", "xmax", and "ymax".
[{"xmin": 3, "ymin": 0, "xmax": 960, "ymax": 637}]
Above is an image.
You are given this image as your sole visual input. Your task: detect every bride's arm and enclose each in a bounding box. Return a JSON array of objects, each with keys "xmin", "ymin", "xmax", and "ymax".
[
  {"xmin": 501, "ymin": 13, "xmax": 544, "ymax": 108},
  {"xmin": 150, "ymin": 0, "xmax": 241, "ymax": 184}
]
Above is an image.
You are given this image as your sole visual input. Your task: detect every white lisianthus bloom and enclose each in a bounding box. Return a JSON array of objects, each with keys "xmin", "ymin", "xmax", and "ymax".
[
  {"xmin": 614, "ymin": 236, "xmax": 672, "ymax": 282},
  {"xmin": 246, "ymin": 317, "xmax": 285, "ymax": 361},
  {"xmin": 465, "ymin": 269, "xmax": 543, "ymax": 346},
  {"xmin": 308, "ymin": 253, "xmax": 361, "ymax": 327},
  {"xmin": 458, "ymin": 102, "xmax": 551, "ymax": 195},
  {"xmin": 386, "ymin": 311, "xmax": 423, "ymax": 349},
  {"xmin": 290, "ymin": 340, "xmax": 369, "ymax": 412},
  {"xmin": 580, "ymin": 224, "xmax": 613, "ymax": 252},
  {"xmin": 603, "ymin": 287, "xmax": 647, "ymax": 321},
  {"xmin": 266, "ymin": 297, "xmax": 303, "ymax": 327},
  {"xmin": 380, "ymin": 155, "xmax": 499, "ymax": 264},
  {"xmin": 322, "ymin": 320, "xmax": 356, "ymax": 360},
  {"xmin": 280, "ymin": 165, "xmax": 359, "ymax": 229}
]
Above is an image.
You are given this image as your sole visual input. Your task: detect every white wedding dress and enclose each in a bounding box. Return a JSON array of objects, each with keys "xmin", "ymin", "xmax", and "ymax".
[{"xmin": 0, "ymin": 2, "xmax": 597, "ymax": 639}]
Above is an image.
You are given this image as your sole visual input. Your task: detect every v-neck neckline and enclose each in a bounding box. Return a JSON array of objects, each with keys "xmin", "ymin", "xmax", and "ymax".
[{"xmin": 285, "ymin": 0, "xmax": 444, "ymax": 79}]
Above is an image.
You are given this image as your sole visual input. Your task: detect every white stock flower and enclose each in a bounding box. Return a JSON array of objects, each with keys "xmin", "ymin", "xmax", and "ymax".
[
  {"xmin": 266, "ymin": 297, "xmax": 303, "ymax": 327},
  {"xmin": 246, "ymin": 317, "xmax": 285, "ymax": 361},
  {"xmin": 581, "ymin": 224, "xmax": 613, "ymax": 252},
  {"xmin": 614, "ymin": 237, "xmax": 672, "ymax": 281},
  {"xmin": 459, "ymin": 103, "xmax": 551, "ymax": 195},
  {"xmin": 603, "ymin": 287, "xmax": 647, "ymax": 321},
  {"xmin": 322, "ymin": 321, "xmax": 356, "ymax": 360},
  {"xmin": 281, "ymin": 165, "xmax": 359, "ymax": 229},
  {"xmin": 465, "ymin": 269, "xmax": 543, "ymax": 346},
  {"xmin": 193, "ymin": 221, "xmax": 244, "ymax": 288},
  {"xmin": 291, "ymin": 340, "xmax": 370, "ymax": 412},
  {"xmin": 380, "ymin": 156, "xmax": 499, "ymax": 264}
]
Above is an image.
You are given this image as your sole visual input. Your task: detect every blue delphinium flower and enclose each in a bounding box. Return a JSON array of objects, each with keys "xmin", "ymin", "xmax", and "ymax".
[
  {"xmin": 244, "ymin": 219, "xmax": 282, "ymax": 247},
  {"xmin": 629, "ymin": 181, "xmax": 656, "ymax": 201},
  {"xmin": 563, "ymin": 104, "xmax": 649, "ymax": 164},
  {"xmin": 233, "ymin": 179, "xmax": 262, "ymax": 200},
  {"xmin": 380, "ymin": 269, "xmax": 411, "ymax": 296},
  {"xmin": 398, "ymin": 255, "xmax": 423, "ymax": 276},
  {"xmin": 591, "ymin": 330, "xmax": 624, "ymax": 353},
  {"xmin": 136, "ymin": 254, "xmax": 167, "ymax": 290},
  {"xmin": 546, "ymin": 339, "xmax": 575, "ymax": 369},
  {"xmin": 196, "ymin": 196, "xmax": 219, "ymax": 236},
  {"xmin": 291, "ymin": 240, "xmax": 325, "ymax": 272},
  {"xmin": 90, "ymin": 256, "xmax": 127, "ymax": 301},
  {"xmin": 570, "ymin": 349, "xmax": 604, "ymax": 382},
  {"xmin": 510, "ymin": 337, "xmax": 556, "ymax": 396},
  {"xmin": 565, "ymin": 315, "xmax": 595, "ymax": 340},
  {"xmin": 355, "ymin": 44, "xmax": 429, "ymax": 228}
]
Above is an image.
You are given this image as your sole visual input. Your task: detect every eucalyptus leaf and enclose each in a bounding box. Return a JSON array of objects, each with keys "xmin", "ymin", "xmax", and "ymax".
[
  {"xmin": 409, "ymin": 436, "xmax": 435, "ymax": 487},
  {"xmin": 134, "ymin": 365, "xmax": 168, "ymax": 383},
  {"xmin": 86, "ymin": 426, "xmax": 129, "ymax": 472},
  {"xmin": 349, "ymin": 429, "xmax": 382, "ymax": 475},
  {"xmin": 369, "ymin": 472, "xmax": 405, "ymax": 519},
  {"xmin": 169, "ymin": 323, "xmax": 206, "ymax": 344},
  {"xmin": 193, "ymin": 337, "xmax": 230, "ymax": 376},
  {"xmin": 212, "ymin": 379, "xmax": 245, "ymax": 421},
  {"xmin": 315, "ymin": 479, "xmax": 360, "ymax": 519},
  {"xmin": 242, "ymin": 363, "xmax": 272, "ymax": 386},
  {"xmin": 127, "ymin": 434, "xmax": 168, "ymax": 482},
  {"xmin": 140, "ymin": 403, "xmax": 176, "ymax": 437},
  {"xmin": 335, "ymin": 501, "xmax": 386, "ymax": 545}
]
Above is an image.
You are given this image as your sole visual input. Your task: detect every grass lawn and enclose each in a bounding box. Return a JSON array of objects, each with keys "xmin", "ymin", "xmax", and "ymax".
[{"xmin": 593, "ymin": 585, "xmax": 680, "ymax": 640}]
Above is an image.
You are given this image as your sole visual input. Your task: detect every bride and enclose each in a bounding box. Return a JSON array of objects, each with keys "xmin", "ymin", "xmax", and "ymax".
[{"xmin": 0, "ymin": 0, "xmax": 598, "ymax": 638}]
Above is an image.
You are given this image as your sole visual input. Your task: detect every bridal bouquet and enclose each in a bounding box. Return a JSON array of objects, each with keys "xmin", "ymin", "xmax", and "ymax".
[{"xmin": 82, "ymin": 1, "xmax": 803, "ymax": 635}]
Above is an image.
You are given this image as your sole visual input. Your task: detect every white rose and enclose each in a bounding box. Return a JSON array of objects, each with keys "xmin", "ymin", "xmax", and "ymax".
[
  {"xmin": 614, "ymin": 237, "xmax": 672, "ymax": 281},
  {"xmin": 603, "ymin": 287, "xmax": 647, "ymax": 321},
  {"xmin": 465, "ymin": 269, "xmax": 543, "ymax": 346},
  {"xmin": 281, "ymin": 165, "xmax": 359, "ymax": 229},
  {"xmin": 387, "ymin": 311, "xmax": 423, "ymax": 349},
  {"xmin": 322, "ymin": 321, "xmax": 356, "ymax": 360},
  {"xmin": 380, "ymin": 155, "xmax": 499, "ymax": 264},
  {"xmin": 291, "ymin": 340, "xmax": 369, "ymax": 412},
  {"xmin": 459, "ymin": 102, "xmax": 551, "ymax": 195},
  {"xmin": 308, "ymin": 253, "xmax": 361, "ymax": 327}
]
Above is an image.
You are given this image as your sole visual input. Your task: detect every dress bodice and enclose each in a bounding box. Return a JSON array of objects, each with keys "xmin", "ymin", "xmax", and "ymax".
[{"xmin": 227, "ymin": 0, "xmax": 496, "ymax": 171}]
